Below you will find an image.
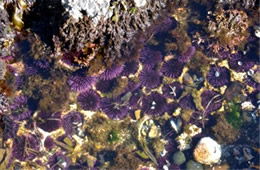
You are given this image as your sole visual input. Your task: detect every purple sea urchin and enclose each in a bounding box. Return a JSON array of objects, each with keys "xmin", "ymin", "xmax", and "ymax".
[
  {"xmin": 179, "ymin": 94, "xmax": 196, "ymax": 110},
  {"xmin": 141, "ymin": 92, "xmax": 167, "ymax": 115},
  {"xmin": 201, "ymin": 90, "xmax": 222, "ymax": 114},
  {"xmin": 62, "ymin": 111, "xmax": 84, "ymax": 135},
  {"xmin": 121, "ymin": 61, "xmax": 139, "ymax": 76},
  {"xmin": 162, "ymin": 59, "xmax": 184, "ymax": 78},
  {"xmin": 229, "ymin": 53, "xmax": 255, "ymax": 72},
  {"xmin": 100, "ymin": 98, "xmax": 128, "ymax": 120},
  {"xmin": 96, "ymin": 78, "xmax": 118, "ymax": 93},
  {"xmin": 99, "ymin": 64, "xmax": 124, "ymax": 80},
  {"xmin": 140, "ymin": 47, "xmax": 163, "ymax": 69},
  {"xmin": 206, "ymin": 66, "xmax": 230, "ymax": 88},
  {"xmin": 67, "ymin": 75, "xmax": 96, "ymax": 92},
  {"xmin": 139, "ymin": 67, "xmax": 161, "ymax": 89},
  {"xmin": 11, "ymin": 134, "xmax": 40, "ymax": 161},
  {"xmin": 36, "ymin": 112, "xmax": 61, "ymax": 132},
  {"xmin": 77, "ymin": 90, "xmax": 100, "ymax": 111},
  {"xmin": 10, "ymin": 95, "xmax": 27, "ymax": 110},
  {"xmin": 44, "ymin": 136, "xmax": 55, "ymax": 150}
]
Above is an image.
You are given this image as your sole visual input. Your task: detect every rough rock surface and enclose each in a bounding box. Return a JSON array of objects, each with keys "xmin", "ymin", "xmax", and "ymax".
[{"xmin": 56, "ymin": 0, "xmax": 171, "ymax": 66}]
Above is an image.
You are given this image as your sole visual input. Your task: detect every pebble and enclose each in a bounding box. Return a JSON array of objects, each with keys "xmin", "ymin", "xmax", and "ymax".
[
  {"xmin": 186, "ymin": 160, "xmax": 203, "ymax": 170},
  {"xmin": 193, "ymin": 137, "xmax": 221, "ymax": 165},
  {"xmin": 172, "ymin": 151, "xmax": 186, "ymax": 165}
]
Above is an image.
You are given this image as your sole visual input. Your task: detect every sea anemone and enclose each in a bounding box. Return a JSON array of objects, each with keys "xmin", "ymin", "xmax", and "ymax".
[
  {"xmin": 162, "ymin": 59, "xmax": 184, "ymax": 78},
  {"xmin": 100, "ymin": 98, "xmax": 128, "ymax": 120},
  {"xmin": 67, "ymin": 75, "xmax": 96, "ymax": 92},
  {"xmin": 121, "ymin": 61, "xmax": 139, "ymax": 76},
  {"xmin": 141, "ymin": 92, "xmax": 167, "ymax": 115},
  {"xmin": 44, "ymin": 136, "xmax": 55, "ymax": 150},
  {"xmin": 140, "ymin": 47, "xmax": 163, "ymax": 69},
  {"xmin": 96, "ymin": 78, "xmax": 118, "ymax": 93},
  {"xmin": 36, "ymin": 112, "xmax": 61, "ymax": 132},
  {"xmin": 206, "ymin": 66, "xmax": 230, "ymax": 88},
  {"xmin": 47, "ymin": 152, "xmax": 69, "ymax": 170},
  {"xmin": 179, "ymin": 94, "xmax": 196, "ymax": 110},
  {"xmin": 11, "ymin": 134, "xmax": 40, "ymax": 161},
  {"xmin": 162, "ymin": 82, "xmax": 183, "ymax": 99},
  {"xmin": 77, "ymin": 90, "xmax": 100, "ymax": 111},
  {"xmin": 99, "ymin": 64, "xmax": 124, "ymax": 80},
  {"xmin": 201, "ymin": 90, "xmax": 223, "ymax": 114},
  {"xmin": 229, "ymin": 53, "xmax": 255, "ymax": 72},
  {"xmin": 139, "ymin": 67, "xmax": 161, "ymax": 89},
  {"xmin": 62, "ymin": 111, "xmax": 84, "ymax": 135},
  {"xmin": 178, "ymin": 46, "xmax": 196, "ymax": 63}
]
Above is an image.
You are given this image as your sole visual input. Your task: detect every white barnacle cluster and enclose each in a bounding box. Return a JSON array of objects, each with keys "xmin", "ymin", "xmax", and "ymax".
[{"xmin": 61, "ymin": 0, "xmax": 113, "ymax": 25}]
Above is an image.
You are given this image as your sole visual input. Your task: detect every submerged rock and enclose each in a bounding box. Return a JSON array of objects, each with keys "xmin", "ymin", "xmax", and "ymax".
[
  {"xmin": 173, "ymin": 151, "xmax": 186, "ymax": 165},
  {"xmin": 186, "ymin": 160, "xmax": 203, "ymax": 170},
  {"xmin": 193, "ymin": 137, "xmax": 222, "ymax": 165}
]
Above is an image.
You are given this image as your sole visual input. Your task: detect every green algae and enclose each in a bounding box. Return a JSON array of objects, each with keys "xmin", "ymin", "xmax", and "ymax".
[
  {"xmin": 108, "ymin": 129, "xmax": 119, "ymax": 143},
  {"xmin": 225, "ymin": 102, "xmax": 243, "ymax": 129}
]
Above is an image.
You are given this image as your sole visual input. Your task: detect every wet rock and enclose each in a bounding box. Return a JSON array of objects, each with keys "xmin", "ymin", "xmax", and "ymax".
[
  {"xmin": 186, "ymin": 160, "xmax": 203, "ymax": 170},
  {"xmin": 224, "ymin": 82, "xmax": 243, "ymax": 102},
  {"xmin": 193, "ymin": 137, "xmax": 221, "ymax": 165},
  {"xmin": 172, "ymin": 151, "xmax": 186, "ymax": 165}
]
